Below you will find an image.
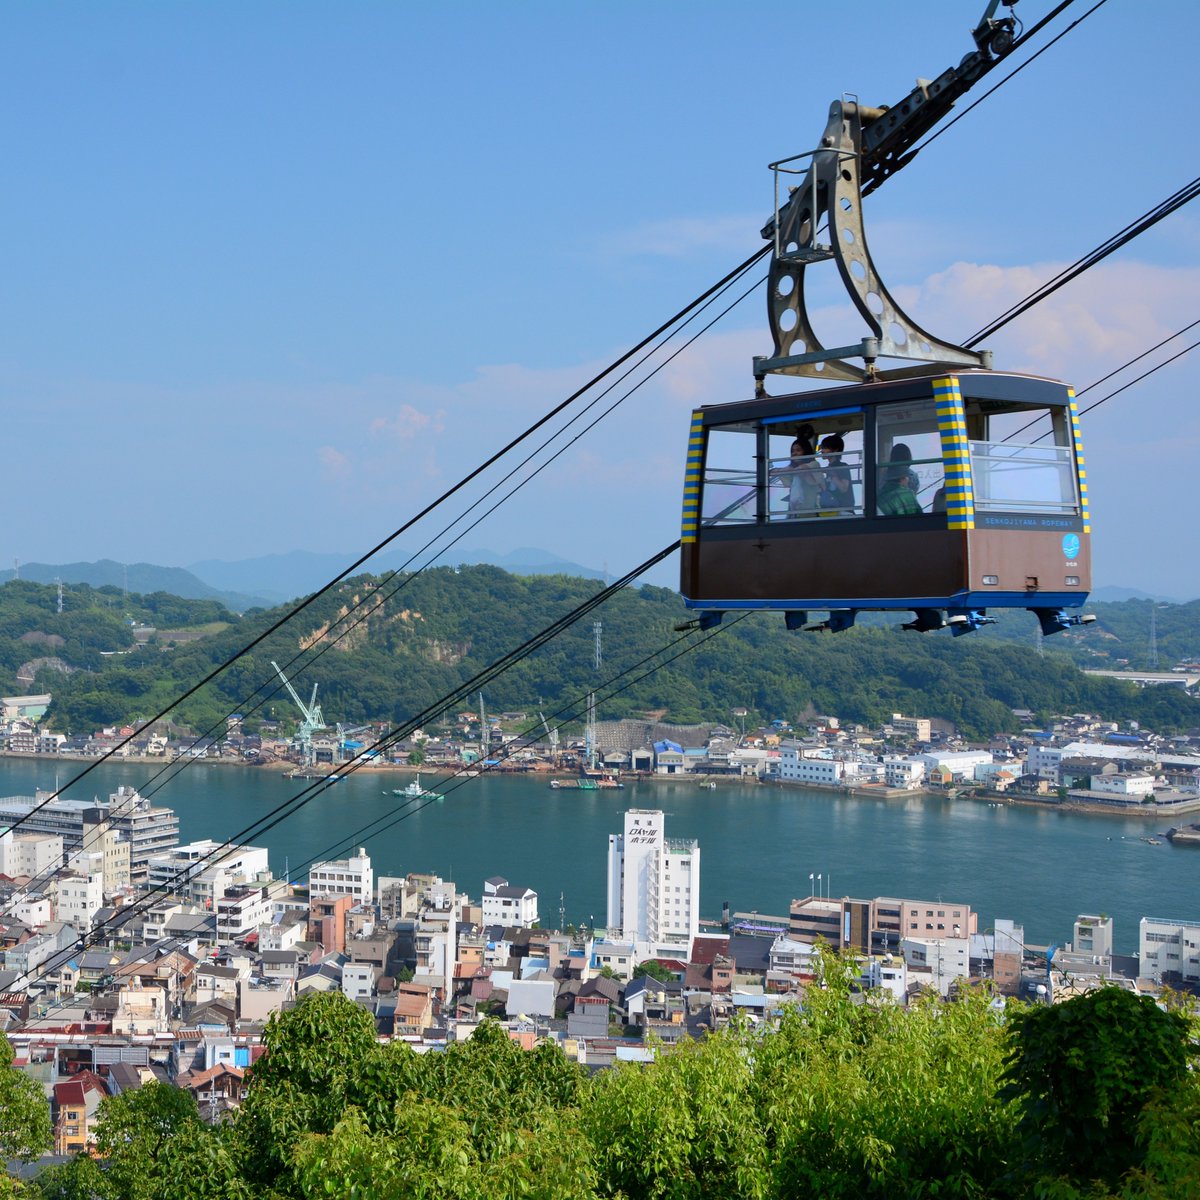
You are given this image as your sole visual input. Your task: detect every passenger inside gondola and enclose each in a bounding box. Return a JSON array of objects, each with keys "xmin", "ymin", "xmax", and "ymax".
[
  {"xmin": 783, "ymin": 425, "xmax": 821, "ymax": 517},
  {"xmin": 877, "ymin": 443, "xmax": 923, "ymax": 516},
  {"xmin": 875, "ymin": 399, "xmax": 944, "ymax": 515}
]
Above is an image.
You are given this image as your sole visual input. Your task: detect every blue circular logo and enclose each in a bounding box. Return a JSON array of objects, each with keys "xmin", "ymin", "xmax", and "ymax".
[{"xmin": 1062, "ymin": 533, "xmax": 1080, "ymax": 560}]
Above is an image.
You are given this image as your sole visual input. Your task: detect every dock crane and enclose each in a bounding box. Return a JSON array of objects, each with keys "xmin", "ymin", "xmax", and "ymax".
[
  {"xmin": 271, "ymin": 661, "xmax": 326, "ymax": 765},
  {"xmin": 539, "ymin": 711, "xmax": 560, "ymax": 763}
]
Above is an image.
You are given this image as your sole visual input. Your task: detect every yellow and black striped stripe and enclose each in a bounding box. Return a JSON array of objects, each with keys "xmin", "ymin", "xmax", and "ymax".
[
  {"xmin": 681, "ymin": 410, "xmax": 705, "ymax": 544},
  {"xmin": 1069, "ymin": 394, "xmax": 1090, "ymax": 533},
  {"xmin": 933, "ymin": 376, "xmax": 974, "ymax": 530}
]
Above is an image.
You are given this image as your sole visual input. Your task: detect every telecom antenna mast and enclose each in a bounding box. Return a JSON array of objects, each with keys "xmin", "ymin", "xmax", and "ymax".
[{"xmin": 270, "ymin": 661, "xmax": 326, "ymax": 766}]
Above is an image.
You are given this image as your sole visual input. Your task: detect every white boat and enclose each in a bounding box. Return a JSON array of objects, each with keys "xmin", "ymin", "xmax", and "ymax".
[{"xmin": 391, "ymin": 772, "xmax": 443, "ymax": 801}]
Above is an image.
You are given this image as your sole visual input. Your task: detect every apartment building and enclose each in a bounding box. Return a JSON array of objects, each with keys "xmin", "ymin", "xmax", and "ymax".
[
  {"xmin": 1139, "ymin": 916, "xmax": 1200, "ymax": 984},
  {"xmin": 309, "ymin": 848, "xmax": 373, "ymax": 904}
]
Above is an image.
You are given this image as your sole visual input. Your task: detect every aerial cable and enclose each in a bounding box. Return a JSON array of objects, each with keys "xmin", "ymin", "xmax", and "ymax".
[
  {"xmin": 1002, "ymin": 319, "xmax": 1200, "ymax": 444},
  {"xmin": 18, "ymin": 540, "xmax": 684, "ymax": 983},
  {"xmin": 16, "ymin": 0, "xmax": 1086, "ymax": 829},
  {"xmin": 15, "ymin": 604, "xmax": 746, "ymax": 998},
  {"xmin": 1077, "ymin": 319, "xmax": 1200, "ymax": 399},
  {"xmin": 13, "ymin": 541, "xmax": 681, "ymax": 984},
  {"xmin": 4, "ymin": 245, "xmax": 770, "ymax": 838},
  {"xmin": 900, "ymin": 0, "xmax": 1106, "ymax": 171},
  {"xmin": 35, "ymin": 257, "xmax": 767, "ymax": 908},
  {"xmin": 10, "ymin": 0, "xmax": 1106, "ymax": 828},
  {"xmin": 134, "ymin": 264, "xmax": 767, "ymax": 806},
  {"xmin": 965, "ymin": 176, "xmax": 1200, "ymax": 347},
  {"xmin": 1076, "ymin": 339, "xmax": 1200, "ymax": 418},
  {"xmin": 19, "ymin": 0, "xmax": 1167, "ymax": 916},
  {"xmin": 293, "ymin": 617, "xmax": 753, "ymax": 881},
  {"xmin": 226, "ymin": 611, "xmax": 737, "ymax": 877}
]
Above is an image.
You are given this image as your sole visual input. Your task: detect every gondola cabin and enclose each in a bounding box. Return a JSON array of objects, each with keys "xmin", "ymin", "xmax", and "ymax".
[{"xmin": 680, "ymin": 371, "xmax": 1091, "ymax": 635}]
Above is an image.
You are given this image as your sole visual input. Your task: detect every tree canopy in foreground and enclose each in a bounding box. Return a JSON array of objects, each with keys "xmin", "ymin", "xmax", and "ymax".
[{"xmin": 13, "ymin": 965, "xmax": 1200, "ymax": 1200}]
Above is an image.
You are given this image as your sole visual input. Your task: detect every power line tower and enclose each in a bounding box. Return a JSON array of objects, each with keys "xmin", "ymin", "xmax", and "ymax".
[
  {"xmin": 593, "ymin": 620, "xmax": 603, "ymax": 674},
  {"xmin": 55, "ymin": 579, "xmax": 64, "ymax": 614},
  {"xmin": 1149, "ymin": 603, "xmax": 1159, "ymax": 670}
]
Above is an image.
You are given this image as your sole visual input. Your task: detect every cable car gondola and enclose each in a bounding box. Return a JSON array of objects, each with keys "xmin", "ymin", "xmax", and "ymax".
[
  {"xmin": 680, "ymin": 369, "xmax": 1091, "ymax": 635},
  {"xmin": 679, "ymin": 9, "xmax": 1091, "ymax": 637}
]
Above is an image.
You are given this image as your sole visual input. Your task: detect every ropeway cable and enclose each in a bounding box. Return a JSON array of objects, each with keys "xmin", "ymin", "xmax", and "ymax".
[
  {"xmin": 14, "ymin": 609, "xmax": 748, "ymax": 1004},
  {"xmin": 130, "ymin": 264, "xmax": 768, "ymax": 807},
  {"xmin": 7, "ymin": 541, "xmax": 683, "ymax": 989},
  {"xmin": 1, "ymin": 245, "xmax": 770, "ymax": 839},
  {"xmin": 964, "ymin": 176, "xmax": 1200, "ymax": 348},
  {"xmin": 894, "ymin": 0, "xmax": 1107, "ymax": 180},
  {"xmin": 295, "ymin": 618, "xmax": 754, "ymax": 884}
]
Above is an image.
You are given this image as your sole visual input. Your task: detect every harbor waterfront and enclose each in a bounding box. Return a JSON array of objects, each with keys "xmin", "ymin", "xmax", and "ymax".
[{"xmin": 2, "ymin": 758, "xmax": 1195, "ymax": 955}]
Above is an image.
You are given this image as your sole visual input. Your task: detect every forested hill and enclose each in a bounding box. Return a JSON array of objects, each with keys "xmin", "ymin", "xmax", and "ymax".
[{"xmin": 0, "ymin": 571, "xmax": 1197, "ymax": 741}]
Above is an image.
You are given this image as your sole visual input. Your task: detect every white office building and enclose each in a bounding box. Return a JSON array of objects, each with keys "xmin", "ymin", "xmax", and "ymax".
[
  {"xmin": 53, "ymin": 871, "xmax": 105, "ymax": 930},
  {"xmin": 778, "ymin": 745, "xmax": 857, "ymax": 785},
  {"xmin": 914, "ymin": 751, "xmax": 994, "ymax": 781},
  {"xmin": 309, "ymin": 848, "xmax": 373, "ymax": 905},
  {"xmin": 606, "ymin": 809, "xmax": 700, "ymax": 946},
  {"xmin": 1139, "ymin": 916, "xmax": 1200, "ymax": 984},
  {"xmin": 481, "ymin": 877, "xmax": 539, "ymax": 929},
  {"xmin": 0, "ymin": 830, "xmax": 62, "ymax": 879},
  {"xmin": 901, "ymin": 936, "xmax": 971, "ymax": 996},
  {"xmin": 884, "ymin": 759, "xmax": 925, "ymax": 788},
  {"xmin": 147, "ymin": 841, "xmax": 271, "ymax": 906}
]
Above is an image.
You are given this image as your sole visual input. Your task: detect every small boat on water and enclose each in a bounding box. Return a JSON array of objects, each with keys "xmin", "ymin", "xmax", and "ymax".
[
  {"xmin": 697, "ymin": 780, "xmax": 716, "ymax": 790},
  {"xmin": 550, "ymin": 777, "xmax": 624, "ymax": 790},
  {"xmin": 389, "ymin": 772, "xmax": 443, "ymax": 801}
]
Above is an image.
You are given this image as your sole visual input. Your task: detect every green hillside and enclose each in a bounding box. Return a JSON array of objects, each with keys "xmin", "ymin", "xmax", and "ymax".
[{"xmin": 1, "ymin": 571, "xmax": 1198, "ymax": 741}]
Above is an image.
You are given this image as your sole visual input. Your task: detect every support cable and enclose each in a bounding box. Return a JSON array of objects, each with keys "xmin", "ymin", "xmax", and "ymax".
[{"xmin": 4, "ymin": 245, "xmax": 769, "ymax": 838}]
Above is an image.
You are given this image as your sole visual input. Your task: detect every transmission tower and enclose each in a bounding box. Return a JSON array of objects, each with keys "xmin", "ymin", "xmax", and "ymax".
[
  {"xmin": 593, "ymin": 620, "xmax": 603, "ymax": 674},
  {"xmin": 1150, "ymin": 604, "xmax": 1159, "ymax": 670}
]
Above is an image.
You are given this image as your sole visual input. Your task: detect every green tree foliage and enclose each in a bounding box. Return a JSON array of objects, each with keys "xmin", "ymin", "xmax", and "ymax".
[
  {"xmin": 1002, "ymin": 987, "xmax": 1194, "ymax": 1191},
  {"xmin": 91, "ymin": 1083, "xmax": 204, "ymax": 1200},
  {"xmin": 632, "ymin": 960, "xmax": 676, "ymax": 983},
  {"xmin": 0, "ymin": 1033, "xmax": 52, "ymax": 1164},
  {"xmin": 14, "ymin": 982, "xmax": 1200, "ymax": 1198}
]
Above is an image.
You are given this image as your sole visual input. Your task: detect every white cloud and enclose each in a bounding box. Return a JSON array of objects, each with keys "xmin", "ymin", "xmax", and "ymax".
[
  {"xmin": 317, "ymin": 446, "xmax": 351, "ymax": 477},
  {"xmin": 369, "ymin": 404, "xmax": 444, "ymax": 442},
  {"xmin": 598, "ymin": 214, "xmax": 761, "ymax": 259}
]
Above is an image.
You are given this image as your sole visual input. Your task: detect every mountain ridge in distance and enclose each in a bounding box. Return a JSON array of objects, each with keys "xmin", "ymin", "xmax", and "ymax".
[
  {"xmin": 185, "ymin": 546, "xmax": 610, "ymax": 604},
  {"xmin": 0, "ymin": 559, "xmax": 270, "ymax": 613}
]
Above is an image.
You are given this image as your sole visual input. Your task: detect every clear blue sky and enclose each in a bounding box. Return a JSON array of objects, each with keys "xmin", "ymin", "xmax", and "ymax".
[{"xmin": 5, "ymin": 1, "xmax": 1198, "ymax": 597}]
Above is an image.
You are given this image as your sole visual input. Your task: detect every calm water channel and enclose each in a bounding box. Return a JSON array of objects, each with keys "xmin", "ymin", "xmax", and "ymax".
[{"xmin": 2, "ymin": 758, "xmax": 1196, "ymax": 954}]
